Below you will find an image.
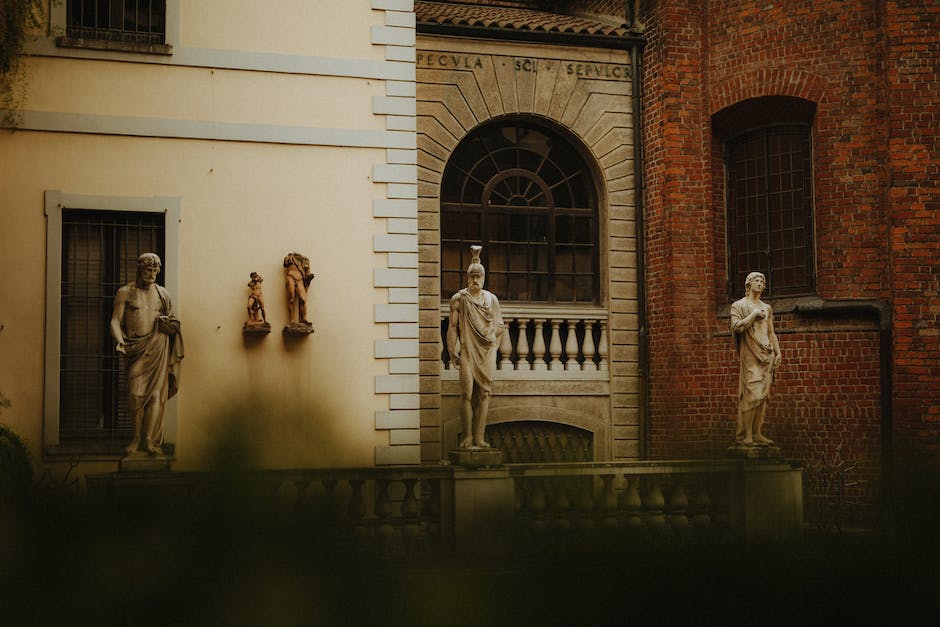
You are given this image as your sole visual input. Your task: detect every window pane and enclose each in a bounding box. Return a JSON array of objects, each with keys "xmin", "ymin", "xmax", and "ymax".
[
  {"xmin": 60, "ymin": 210, "xmax": 164, "ymax": 442},
  {"xmin": 726, "ymin": 124, "xmax": 814, "ymax": 298},
  {"xmin": 441, "ymin": 121, "xmax": 599, "ymax": 303}
]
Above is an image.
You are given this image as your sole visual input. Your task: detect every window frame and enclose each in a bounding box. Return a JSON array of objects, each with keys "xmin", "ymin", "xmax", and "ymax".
[
  {"xmin": 44, "ymin": 190, "xmax": 181, "ymax": 456},
  {"xmin": 52, "ymin": 0, "xmax": 179, "ymax": 56},
  {"xmin": 724, "ymin": 123, "xmax": 816, "ymax": 300},
  {"xmin": 440, "ymin": 120, "xmax": 601, "ymax": 305}
]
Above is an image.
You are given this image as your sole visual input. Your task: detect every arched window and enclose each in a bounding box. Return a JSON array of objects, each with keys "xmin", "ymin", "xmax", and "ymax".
[
  {"xmin": 715, "ymin": 97, "xmax": 816, "ymax": 298},
  {"xmin": 440, "ymin": 121, "xmax": 599, "ymax": 304}
]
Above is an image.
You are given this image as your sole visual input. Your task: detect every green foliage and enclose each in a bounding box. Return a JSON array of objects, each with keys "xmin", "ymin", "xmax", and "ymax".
[
  {"xmin": 0, "ymin": 421, "xmax": 34, "ymax": 502},
  {"xmin": 0, "ymin": 0, "xmax": 45, "ymax": 127}
]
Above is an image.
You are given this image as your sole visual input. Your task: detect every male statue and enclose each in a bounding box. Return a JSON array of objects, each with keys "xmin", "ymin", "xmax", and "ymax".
[
  {"xmin": 730, "ymin": 271, "xmax": 781, "ymax": 445},
  {"xmin": 447, "ymin": 245, "xmax": 505, "ymax": 449},
  {"xmin": 110, "ymin": 253, "xmax": 184, "ymax": 456},
  {"xmin": 283, "ymin": 252, "xmax": 315, "ymax": 328}
]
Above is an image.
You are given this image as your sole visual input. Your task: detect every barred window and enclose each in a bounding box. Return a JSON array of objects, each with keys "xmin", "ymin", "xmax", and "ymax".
[
  {"xmin": 66, "ymin": 0, "xmax": 166, "ymax": 45},
  {"xmin": 441, "ymin": 121, "xmax": 598, "ymax": 304},
  {"xmin": 726, "ymin": 124, "xmax": 815, "ymax": 298},
  {"xmin": 59, "ymin": 210, "xmax": 164, "ymax": 444}
]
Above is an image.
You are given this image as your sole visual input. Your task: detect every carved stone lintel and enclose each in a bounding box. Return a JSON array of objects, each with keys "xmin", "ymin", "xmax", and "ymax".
[
  {"xmin": 448, "ymin": 448, "xmax": 503, "ymax": 468},
  {"xmin": 283, "ymin": 322, "xmax": 315, "ymax": 336},
  {"xmin": 726, "ymin": 443, "xmax": 783, "ymax": 460}
]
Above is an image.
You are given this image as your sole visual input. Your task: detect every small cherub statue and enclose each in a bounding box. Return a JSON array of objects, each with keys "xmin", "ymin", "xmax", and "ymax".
[{"xmin": 243, "ymin": 272, "xmax": 271, "ymax": 335}]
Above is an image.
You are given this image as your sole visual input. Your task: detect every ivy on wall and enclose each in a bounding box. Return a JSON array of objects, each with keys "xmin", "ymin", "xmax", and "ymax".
[{"xmin": 0, "ymin": 0, "xmax": 45, "ymax": 127}]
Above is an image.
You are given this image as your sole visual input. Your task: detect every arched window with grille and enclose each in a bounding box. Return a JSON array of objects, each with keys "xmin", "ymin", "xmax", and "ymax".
[
  {"xmin": 440, "ymin": 120, "xmax": 599, "ymax": 304},
  {"xmin": 715, "ymin": 96, "xmax": 817, "ymax": 299}
]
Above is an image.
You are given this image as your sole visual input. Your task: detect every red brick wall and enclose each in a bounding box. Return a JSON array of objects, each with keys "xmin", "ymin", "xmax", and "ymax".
[
  {"xmin": 641, "ymin": 0, "xmax": 939, "ymax": 522},
  {"xmin": 884, "ymin": 2, "xmax": 940, "ymax": 465}
]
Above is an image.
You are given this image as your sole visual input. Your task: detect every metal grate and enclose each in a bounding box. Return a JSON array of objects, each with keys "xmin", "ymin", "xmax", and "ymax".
[
  {"xmin": 486, "ymin": 421, "xmax": 594, "ymax": 463},
  {"xmin": 441, "ymin": 122, "xmax": 598, "ymax": 304},
  {"xmin": 60, "ymin": 209, "xmax": 165, "ymax": 442},
  {"xmin": 66, "ymin": 0, "xmax": 167, "ymax": 44},
  {"xmin": 726, "ymin": 125, "xmax": 815, "ymax": 298}
]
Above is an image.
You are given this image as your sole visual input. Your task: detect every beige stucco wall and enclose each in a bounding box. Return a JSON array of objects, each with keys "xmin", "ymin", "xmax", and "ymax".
[{"xmin": 0, "ymin": 1, "xmax": 419, "ymax": 476}]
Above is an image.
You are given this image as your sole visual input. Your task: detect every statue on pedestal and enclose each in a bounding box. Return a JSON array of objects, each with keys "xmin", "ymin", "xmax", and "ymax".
[
  {"xmin": 447, "ymin": 245, "xmax": 504, "ymax": 449},
  {"xmin": 283, "ymin": 252, "xmax": 315, "ymax": 334},
  {"xmin": 730, "ymin": 271, "xmax": 781, "ymax": 446},
  {"xmin": 110, "ymin": 253, "xmax": 184, "ymax": 457},
  {"xmin": 243, "ymin": 272, "xmax": 270, "ymax": 335}
]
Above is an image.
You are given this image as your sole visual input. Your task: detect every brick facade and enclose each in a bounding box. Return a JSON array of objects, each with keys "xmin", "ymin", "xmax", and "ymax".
[{"xmin": 642, "ymin": 0, "xmax": 940, "ymax": 521}]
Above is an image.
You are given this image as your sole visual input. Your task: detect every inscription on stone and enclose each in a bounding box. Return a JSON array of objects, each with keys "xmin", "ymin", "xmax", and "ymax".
[
  {"xmin": 416, "ymin": 53, "xmax": 484, "ymax": 69},
  {"xmin": 417, "ymin": 52, "xmax": 631, "ymax": 81}
]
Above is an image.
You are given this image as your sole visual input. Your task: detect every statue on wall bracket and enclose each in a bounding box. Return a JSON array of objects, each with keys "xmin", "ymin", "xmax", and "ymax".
[
  {"xmin": 243, "ymin": 272, "xmax": 271, "ymax": 335},
  {"xmin": 283, "ymin": 252, "xmax": 315, "ymax": 335}
]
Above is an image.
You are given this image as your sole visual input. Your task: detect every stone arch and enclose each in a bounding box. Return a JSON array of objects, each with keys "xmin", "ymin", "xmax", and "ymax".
[
  {"xmin": 710, "ymin": 68, "xmax": 828, "ymax": 116},
  {"xmin": 416, "ymin": 46, "xmax": 640, "ymax": 462}
]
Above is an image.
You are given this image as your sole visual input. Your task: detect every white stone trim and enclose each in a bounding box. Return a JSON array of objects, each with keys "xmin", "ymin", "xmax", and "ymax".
[
  {"xmin": 375, "ymin": 410, "xmax": 420, "ymax": 430},
  {"xmin": 388, "ymin": 323, "xmax": 419, "ymax": 338},
  {"xmin": 9, "ymin": 110, "xmax": 414, "ymax": 149},
  {"xmin": 371, "ymin": 3, "xmax": 418, "ymax": 465},
  {"xmin": 375, "ymin": 339, "xmax": 420, "ymax": 358}
]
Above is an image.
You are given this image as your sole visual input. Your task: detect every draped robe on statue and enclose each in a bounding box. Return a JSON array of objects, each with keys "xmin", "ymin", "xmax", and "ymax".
[
  {"xmin": 730, "ymin": 298, "xmax": 775, "ymax": 413},
  {"xmin": 455, "ymin": 288, "xmax": 503, "ymax": 395},
  {"xmin": 123, "ymin": 285, "xmax": 184, "ymax": 446}
]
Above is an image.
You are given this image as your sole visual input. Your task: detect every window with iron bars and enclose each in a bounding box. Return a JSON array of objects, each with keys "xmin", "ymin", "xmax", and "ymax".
[
  {"xmin": 726, "ymin": 124, "xmax": 815, "ymax": 299},
  {"xmin": 66, "ymin": 0, "xmax": 167, "ymax": 45},
  {"xmin": 440, "ymin": 121, "xmax": 599, "ymax": 304},
  {"xmin": 59, "ymin": 209, "xmax": 165, "ymax": 444}
]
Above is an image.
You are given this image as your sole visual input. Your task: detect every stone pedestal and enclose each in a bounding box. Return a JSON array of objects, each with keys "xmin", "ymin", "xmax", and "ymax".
[
  {"xmin": 450, "ymin": 467, "xmax": 515, "ymax": 557},
  {"xmin": 727, "ymin": 460, "xmax": 803, "ymax": 543},
  {"xmin": 726, "ymin": 443, "xmax": 783, "ymax": 459},
  {"xmin": 119, "ymin": 456, "xmax": 171, "ymax": 473},
  {"xmin": 283, "ymin": 322, "xmax": 314, "ymax": 335},
  {"xmin": 448, "ymin": 448, "xmax": 503, "ymax": 468}
]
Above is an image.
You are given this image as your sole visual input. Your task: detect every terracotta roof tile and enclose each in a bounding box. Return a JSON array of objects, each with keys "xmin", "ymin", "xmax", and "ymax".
[{"xmin": 415, "ymin": 1, "xmax": 629, "ymax": 38}]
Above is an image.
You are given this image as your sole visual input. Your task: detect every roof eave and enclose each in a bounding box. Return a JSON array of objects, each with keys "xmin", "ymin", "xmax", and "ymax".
[{"xmin": 417, "ymin": 22, "xmax": 646, "ymax": 51}]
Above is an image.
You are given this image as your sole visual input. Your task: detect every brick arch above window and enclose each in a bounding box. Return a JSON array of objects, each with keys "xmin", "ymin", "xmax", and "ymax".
[{"xmin": 710, "ymin": 68, "xmax": 828, "ymax": 117}]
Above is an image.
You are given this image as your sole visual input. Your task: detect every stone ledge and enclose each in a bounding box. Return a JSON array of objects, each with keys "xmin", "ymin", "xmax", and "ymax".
[{"xmin": 448, "ymin": 448, "xmax": 503, "ymax": 468}]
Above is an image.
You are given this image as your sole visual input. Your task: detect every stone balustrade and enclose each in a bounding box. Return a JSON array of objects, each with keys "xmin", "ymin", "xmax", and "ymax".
[
  {"xmin": 88, "ymin": 460, "xmax": 802, "ymax": 559},
  {"xmin": 440, "ymin": 305, "xmax": 609, "ymax": 378}
]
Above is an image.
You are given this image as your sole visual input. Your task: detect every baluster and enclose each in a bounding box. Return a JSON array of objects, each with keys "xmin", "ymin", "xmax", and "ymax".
[
  {"xmin": 598, "ymin": 319, "xmax": 609, "ymax": 371},
  {"xmin": 643, "ymin": 477, "xmax": 667, "ymax": 536},
  {"xmin": 549, "ymin": 477, "xmax": 572, "ymax": 538},
  {"xmin": 498, "ymin": 319, "xmax": 513, "ymax": 370},
  {"xmin": 690, "ymin": 481, "xmax": 712, "ymax": 533},
  {"xmin": 400, "ymin": 478, "xmax": 423, "ymax": 555},
  {"xmin": 347, "ymin": 479, "xmax": 372, "ymax": 555},
  {"xmin": 374, "ymin": 479, "xmax": 400, "ymax": 559},
  {"xmin": 516, "ymin": 318, "xmax": 530, "ymax": 370},
  {"xmin": 600, "ymin": 474, "xmax": 619, "ymax": 533},
  {"xmin": 548, "ymin": 320, "xmax": 563, "ymax": 369},
  {"xmin": 564, "ymin": 319, "xmax": 580, "ymax": 370},
  {"xmin": 582, "ymin": 319, "xmax": 597, "ymax": 371},
  {"xmin": 292, "ymin": 479, "xmax": 309, "ymax": 520},
  {"xmin": 667, "ymin": 480, "xmax": 690, "ymax": 538},
  {"xmin": 527, "ymin": 478, "xmax": 549, "ymax": 551},
  {"xmin": 620, "ymin": 475, "xmax": 643, "ymax": 530},
  {"xmin": 574, "ymin": 476, "xmax": 596, "ymax": 547},
  {"xmin": 532, "ymin": 319, "xmax": 547, "ymax": 371}
]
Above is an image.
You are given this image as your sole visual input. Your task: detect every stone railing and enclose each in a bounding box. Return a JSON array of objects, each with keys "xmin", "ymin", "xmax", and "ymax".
[
  {"xmin": 507, "ymin": 462, "xmax": 733, "ymax": 553},
  {"xmin": 87, "ymin": 460, "xmax": 802, "ymax": 558},
  {"xmin": 440, "ymin": 304, "xmax": 609, "ymax": 378}
]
